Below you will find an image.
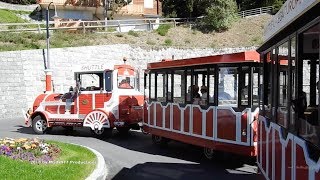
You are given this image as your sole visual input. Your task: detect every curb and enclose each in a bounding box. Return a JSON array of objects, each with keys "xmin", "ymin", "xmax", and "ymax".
[
  {"xmin": 85, "ymin": 146, "xmax": 108, "ymax": 180},
  {"xmin": 71, "ymin": 143, "xmax": 108, "ymax": 180}
]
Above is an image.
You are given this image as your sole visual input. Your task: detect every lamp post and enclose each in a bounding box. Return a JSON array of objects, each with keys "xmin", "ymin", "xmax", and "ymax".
[{"xmin": 45, "ymin": 2, "xmax": 58, "ymax": 93}]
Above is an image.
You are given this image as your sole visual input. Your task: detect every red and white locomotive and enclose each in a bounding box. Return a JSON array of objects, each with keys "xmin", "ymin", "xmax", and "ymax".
[{"xmin": 25, "ymin": 59, "xmax": 144, "ymax": 137}]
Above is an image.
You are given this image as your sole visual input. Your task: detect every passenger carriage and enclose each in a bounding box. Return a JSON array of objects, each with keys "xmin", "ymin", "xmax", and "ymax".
[
  {"xmin": 25, "ymin": 59, "xmax": 144, "ymax": 137},
  {"xmin": 257, "ymin": 0, "xmax": 320, "ymax": 179},
  {"xmin": 143, "ymin": 51, "xmax": 261, "ymax": 158}
]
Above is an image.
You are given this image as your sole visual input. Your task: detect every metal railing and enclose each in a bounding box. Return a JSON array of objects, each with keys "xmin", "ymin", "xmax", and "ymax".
[
  {"xmin": 238, "ymin": 6, "xmax": 273, "ymax": 18},
  {"xmin": 0, "ymin": 17, "xmax": 196, "ymax": 33}
]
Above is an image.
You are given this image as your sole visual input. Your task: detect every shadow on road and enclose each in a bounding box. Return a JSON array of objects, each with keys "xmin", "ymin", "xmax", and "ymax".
[
  {"xmin": 15, "ymin": 125, "xmax": 93, "ymax": 137},
  {"xmin": 113, "ymin": 162, "xmax": 260, "ymax": 180},
  {"xmin": 15, "ymin": 125, "xmax": 260, "ymax": 179}
]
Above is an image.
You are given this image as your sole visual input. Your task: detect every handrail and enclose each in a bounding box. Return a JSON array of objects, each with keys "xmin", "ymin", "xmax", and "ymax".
[
  {"xmin": 238, "ymin": 6, "xmax": 273, "ymax": 18},
  {"xmin": 0, "ymin": 17, "xmax": 197, "ymax": 33}
]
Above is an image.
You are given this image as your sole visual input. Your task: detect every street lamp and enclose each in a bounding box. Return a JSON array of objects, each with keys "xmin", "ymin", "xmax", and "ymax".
[{"xmin": 45, "ymin": 2, "xmax": 58, "ymax": 93}]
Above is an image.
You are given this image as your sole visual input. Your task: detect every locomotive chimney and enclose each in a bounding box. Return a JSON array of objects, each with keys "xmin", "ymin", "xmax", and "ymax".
[{"xmin": 44, "ymin": 69, "xmax": 52, "ymax": 93}]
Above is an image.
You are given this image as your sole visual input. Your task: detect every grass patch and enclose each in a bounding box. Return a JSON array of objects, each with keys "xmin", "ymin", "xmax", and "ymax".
[
  {"xmin": 0, "ymin": 9, "xmax": 27, "ymax": 23},
  {"xmin": 128, "ymin": 30, "xmax": 139, "ymax": 37},
  {"xmin": 0, "ymin": 32, "xmax": 46, "ymax": 51},
  {"xmin": 164, "ymin": 39, "xmax": 173, "ymax": 46},
  {"xmin": 156, "ymin": 24, "xmax": 171, "ymax": 36},
  {"xmin": 107, "ymin": 27, "xmax": 116, "ymax": 32},
  {"xmin": 0, "ymin": 141, "xmax": 96, "ymax": 180}
]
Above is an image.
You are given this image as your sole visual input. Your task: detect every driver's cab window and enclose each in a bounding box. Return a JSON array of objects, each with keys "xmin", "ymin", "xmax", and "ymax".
[
  {"xmin": 76, "ymin": 72, "xmax": 104, "ymax": 91},
  {"xmin": 118, "ymin": 76, "xmax": 135, "ymax": 89}
]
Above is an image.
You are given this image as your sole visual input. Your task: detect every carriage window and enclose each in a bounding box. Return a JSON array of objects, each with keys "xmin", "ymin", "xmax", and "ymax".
[
  {"xmin": 186, "ymin": 69, "xmax": 192, "ymax": 103},
  {"xmin": 150, "ymin": 73, "xmax": 156, "ymax": 100},
  {"xmin": 209, "ymin": 68, "xmax": 215, "ymax": 104},
  {"xmin": 289, "ymin": 37, "xmax": 296, "ymax": 128},
  {"xmin": 167, "ymin": 72, "xmax": 172, "ymax": 101},
  {"xmin": 253, "ymin": 68, "xmax": 260, "ymax": 106},
  {"xmin": 264, "ymin": 52, "xmax": 272, "ymax": 118},
  {"xmin": 240, "ymin": 66, "xmax": 250, "ymax": 106},
  {"xmin": 218, "ymin": 67, "xmax": 238, "ymax": 106},
  {"xmin": 278, "ymin": 41, "xmax": 289, "ymax": 128},
  {"xmin": 157, "ymin": 72, "xmax": 165, "ymax": 102},
  {"xmin": 173, "ymin": 70, "xmax": 184, "ymax": 104},
  {"xmin": 297, "ymin": 22, "xmax": 320, "ymax": 147},
  {"xmin": 195, "ymin": 68, "xmax": 208, "ymax": 105}
]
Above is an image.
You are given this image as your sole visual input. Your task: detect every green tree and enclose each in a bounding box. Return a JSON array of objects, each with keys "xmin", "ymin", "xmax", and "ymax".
[
  {"xmin": 271, "ymin": 0, "xmax": 284, "ymax": 14},
  {"xmin": 201, "ymin": 0, "xmax": 238, "ymax": 32},
  {"xmin": 108, "ymin": 0, "xmax": 132, "ymax": 19}
]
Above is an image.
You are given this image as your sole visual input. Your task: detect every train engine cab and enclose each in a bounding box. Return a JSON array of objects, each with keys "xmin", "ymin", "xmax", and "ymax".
[{"xmin": 25, "ymin": 61, "xmax": 144, "ymax": 137}]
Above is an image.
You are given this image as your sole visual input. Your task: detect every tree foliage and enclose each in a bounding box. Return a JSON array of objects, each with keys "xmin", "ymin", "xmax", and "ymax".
[
  {"xmin": 201, "ymin": 0, "xmax": 238, "ymax": 32},
  {"xmin": 108, "ymin": 0, "xmax": 132, "ymax": 19}
]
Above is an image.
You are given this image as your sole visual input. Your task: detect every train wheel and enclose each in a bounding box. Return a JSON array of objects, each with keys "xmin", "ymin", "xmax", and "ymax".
[
  {"xmin": 116, "ymin": 127, "xmax": 130, "ymax": 136},
  {"xmin": 32, "ymin": 115, "xmax": 48, "ymax": 134},
  {"xmin": 203, "ymin": 147, "xmax": 215, "ymax": 160},
  {"xmin": 152, "ymin": 135, "xmax": 169, "ymax": 146},
  {"xmin": 91, "ymin": 128, "xmax": 112, "ymax": 139}
]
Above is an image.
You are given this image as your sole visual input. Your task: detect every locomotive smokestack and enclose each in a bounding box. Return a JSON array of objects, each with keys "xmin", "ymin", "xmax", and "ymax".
[{"xmin": 44, "ymin": 69, "xmax": 52, "ymax": 93}]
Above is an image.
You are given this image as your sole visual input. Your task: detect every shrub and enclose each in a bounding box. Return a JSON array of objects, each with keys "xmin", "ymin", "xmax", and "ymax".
[
  {"xmin": 164, "ymin": 39, "xmax": 172, "ymax": 46},
  {"xmin": 156, "ymin": 24, "xmax": 171, "ymax": 36},
  {"xmin": 128, "ymin": 30, "xmax": 139, "ymax": 37},
  {"xmin": 200, "ymin": 0, "xmax": 238, "ymax": 32}
]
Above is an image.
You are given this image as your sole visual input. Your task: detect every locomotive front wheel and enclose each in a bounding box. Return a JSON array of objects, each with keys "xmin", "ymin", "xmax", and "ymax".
[
  {"xmin": 32, "ymin": 115, "xmax": 49, "ymax": 134},
  {"xmin": 203, "ymin": 147, "xmax": 215, "ymax": 160},
  {"xmin": 151, "ymin": 135, "xmax": 169, "ymax": 146},
  {"xmin": 91, "ymin": 128, "xmax": 112, "ymax": 139}
]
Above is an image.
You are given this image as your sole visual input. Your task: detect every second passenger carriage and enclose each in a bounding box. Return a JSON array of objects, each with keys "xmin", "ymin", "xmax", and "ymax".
[{"xmin": 143, "ymin": 51, "xmax": 261, "ymax": 158}]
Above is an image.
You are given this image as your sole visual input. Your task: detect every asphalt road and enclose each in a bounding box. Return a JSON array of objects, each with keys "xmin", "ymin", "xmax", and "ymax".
[{"xmin": 0, "ymin": 117, "xmax": 262, "ymax": 180}]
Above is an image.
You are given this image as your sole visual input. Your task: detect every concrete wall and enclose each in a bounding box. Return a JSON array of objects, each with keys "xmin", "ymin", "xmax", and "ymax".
[{"xmin": 0, "ymin": 44, "xmax": 255, "ymax": 120}]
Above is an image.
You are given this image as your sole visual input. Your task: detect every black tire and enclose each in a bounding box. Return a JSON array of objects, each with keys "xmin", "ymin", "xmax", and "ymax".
[
  {"xmin": 116, "ymin": 127, "xmax": 130, "ymax": 136},
  {"xmin": 203, "ymin": 147, "xmax": 215, "ymax": 160},
  {"xmin": 151, "ymin": 135, "xmax": 169, "ymax": 147},
  {"xmin": 32, "ymin": 115, "xmax": 49, "ymax": 134},
  {"xmin": 91, "ymin": 128, "xmax": 113, "ymax": 139}
]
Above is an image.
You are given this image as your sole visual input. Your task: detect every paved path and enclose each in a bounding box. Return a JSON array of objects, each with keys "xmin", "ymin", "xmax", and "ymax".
[{"xmin": 0, "ymin": 117, "xmax": 262, "ymax": 180}]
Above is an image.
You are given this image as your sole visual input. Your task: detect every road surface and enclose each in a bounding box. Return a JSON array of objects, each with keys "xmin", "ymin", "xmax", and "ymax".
[{"xmin": 0, "ymin": 117, "xmax": 262, "ymax": 180}]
